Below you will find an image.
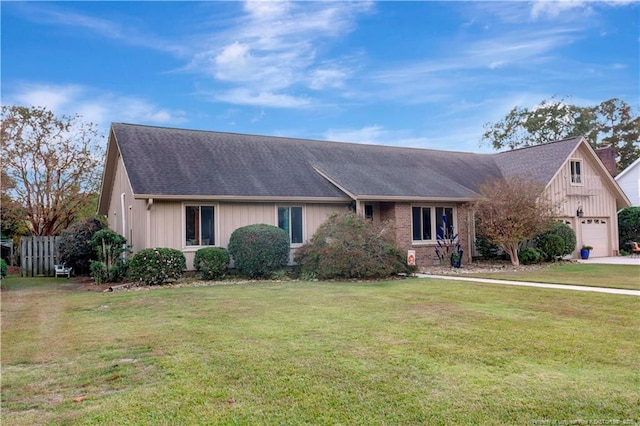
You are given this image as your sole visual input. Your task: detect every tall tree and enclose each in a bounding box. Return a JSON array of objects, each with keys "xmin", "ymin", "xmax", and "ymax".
[
  {"xmin": 1, "ymin": 106, "xmax": 103, "ymax": 236},
  {"xmin": 474, "ymin": 177, "xmax": 555, "ymax": 266},
  {"xmin": 594, "ymin": 98, "xmax": 640, "ymax": 172},
  {"xmin": 481, "ymin": 97, "xmax": 639, "ymax": 172},
  {"xmin": 0, "ymin": 169, "xmax": 28, "ymax": 238}
]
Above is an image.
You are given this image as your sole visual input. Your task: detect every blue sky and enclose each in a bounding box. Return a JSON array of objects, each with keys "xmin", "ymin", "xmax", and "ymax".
[{"xmin": 2, "ymin": 1, "xmax": 638, "ymax": 153}]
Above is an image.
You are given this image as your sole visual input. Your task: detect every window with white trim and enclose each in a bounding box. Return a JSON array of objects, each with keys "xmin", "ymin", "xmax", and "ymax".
[
  {"xmin": 412, "ymin": 206, "xmax": 454, "ymax": 242},
  {"xmin": 185, "ymin": 205, "xmax": 215, "ymax": 246},
  {"xmin": 278, "ymin": 206, "xmax": 303, "ymax": 244},
  {"xmin": 570, "ymin": 160, "xmax": 582, "ymax": 184}
]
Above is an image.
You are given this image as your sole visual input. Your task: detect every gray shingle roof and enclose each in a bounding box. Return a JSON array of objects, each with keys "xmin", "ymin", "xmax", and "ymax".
[
  {"xmin": 110, "ymin": 123, "xmax": 582, "ymax": 200},
  {"xmin": 493, "ymin": 137, "xmax": 582, "ymax": 184}
]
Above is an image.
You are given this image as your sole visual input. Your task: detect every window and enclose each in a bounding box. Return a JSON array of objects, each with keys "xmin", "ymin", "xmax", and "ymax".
[
  {"xmin": 185, "ymin": 205, "xmax": 215, "ymax": 246},
  {"xmin": 570, "ymin": 160, "xmax": 582, "ymax": 184},
  {"xmin": 412, "ymin": 206, "xmax": 454, "ymax": 242},
  {"xmin": 278, "ymin": 206, "xmax": 303, "ymax": 244},
  {"xmin": 364, "ymin": 204, "xmax": 374, "ymax": 220}
]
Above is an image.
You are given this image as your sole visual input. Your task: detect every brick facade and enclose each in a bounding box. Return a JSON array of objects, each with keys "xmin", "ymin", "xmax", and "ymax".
[{"xmin": 380, "ymin": 202, "xmax": 474, "ymax": 268}]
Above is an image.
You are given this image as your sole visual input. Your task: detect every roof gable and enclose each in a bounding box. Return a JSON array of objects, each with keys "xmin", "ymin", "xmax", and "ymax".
[{"xmin": 493, "ymin": 137, "xmax": 583, "ymax": 184}]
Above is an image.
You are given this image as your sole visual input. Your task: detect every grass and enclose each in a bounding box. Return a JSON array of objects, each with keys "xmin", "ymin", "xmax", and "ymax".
[
  {"xmin": 464, "ymin": 263, "xmax": 640, "ymax": 290},
  {"xmin": 2, "ymin": 275, "xmax": 639, "ymax": 425}
]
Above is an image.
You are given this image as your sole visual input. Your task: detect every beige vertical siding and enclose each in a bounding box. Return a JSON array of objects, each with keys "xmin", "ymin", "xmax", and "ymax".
[
  {"xmin": 545, "ymin": 144, "xmax": 620, "ymax": 256},
  {"xmin": 105, "ymin": 155, "xmax": 146, "ymax": 251},
  {"xmin": 218, "ymin": 203, "xmax": 276, "ymax": 247},
  {"xmin": 145, "ymin": 200, "xmax": 349, "ymax": 270}
]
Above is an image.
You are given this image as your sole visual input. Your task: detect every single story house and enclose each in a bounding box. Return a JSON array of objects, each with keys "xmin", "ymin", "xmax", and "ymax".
[
  {"xmin": 615, "ymin": 157, "xmax": 640, "ymax": 206},
  {"xmin": 98, "ymin": 123, "xmax": 630, "ymax": 269}
]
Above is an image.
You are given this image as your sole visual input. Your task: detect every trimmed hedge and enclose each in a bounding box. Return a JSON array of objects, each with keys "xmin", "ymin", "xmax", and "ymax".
[
  {"xmin": 518, "ymin": 247, "xmax": 542, "ymax": 264},
  {"xmin": 0, "ymin": 259, "xmax": 7, "ymax": 279},
  {"xmin": 294, "ymin": 211, "xmax": 412, "ymax": 280},
  {"xmin": 128, "ymin": 248, "xmax": 186, "ymax": 285},
  {"xmin": 228, "ymin": 224, "xmax": 290, "ymax": 278},
  {"xmin": 534, "ymin": 222, "xmax": 576, "ymax": 261},
  {"xmin": 194, "ymin": 247, "xmax": 230, "ymax": 280},
  {"xmin": 534, "ymin": 233, "xmax": 565, "ymax": 262}
]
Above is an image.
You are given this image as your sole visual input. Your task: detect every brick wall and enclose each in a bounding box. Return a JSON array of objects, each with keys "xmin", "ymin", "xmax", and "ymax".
[
  {"xmin": 382, "ymin": 202, "xmax": 474, "ymax": 268},
  {"xmin": 595, "ymin": 147, "xmax": 617, "ymax": 177}
]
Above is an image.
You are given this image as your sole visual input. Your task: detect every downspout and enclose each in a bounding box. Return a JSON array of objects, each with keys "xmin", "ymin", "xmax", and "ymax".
[
  {"xmin": 468, "ymin": 205, "xmax": 474, "ymax": 264},
  {"xmin": 121, "ymin": 193, "xmax": 126, "ymax": 260},
  {"xmin": 120, "ymin": 193, "xmax": 126, "ymax": 236}
]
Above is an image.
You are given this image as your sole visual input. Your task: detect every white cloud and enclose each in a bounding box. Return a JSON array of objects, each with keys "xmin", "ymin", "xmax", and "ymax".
[
  {"xmin": 365, "ymin": 26, "xmax": 579, "ymax": 106},
  {"xmin": 15, "ymin": 3, "xmax": 187, "ymax": 56},
  {"xmin": 214, "ymin": 88, "xmax": 310, "ymax": 108},
  {"xmin": 308, "ymin": 67, "xmax": 348, "ymax": 90},
  {"xmin": 4, "ymin": 82, "xmax": 186, "ymax": 130},
  {"xmin": 325, "ymin": 125, "xmax": 386, "ymax": 144},
  {"xmin": 214, "ymin": 42, "xmax": 252, "ymax": 80},
  {"xmin": 322, "ymin": 124, "xmax": 494, "ymax": 153},
  {"xmin": 12, "ymin": 83, "xmax": 84, "ymax": 112},
  {"xmin": 530, "ymin": 0, "xmax": 591, "ymax": 19},
  {"xmin": 189, "ymin": 1, "xmax": 373, "ymax": 107}
]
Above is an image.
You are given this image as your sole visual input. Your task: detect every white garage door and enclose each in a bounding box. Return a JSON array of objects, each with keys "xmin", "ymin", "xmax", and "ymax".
[{"xmin": 581, "ymin": 218, "xmax": 609, "ymax": 257}]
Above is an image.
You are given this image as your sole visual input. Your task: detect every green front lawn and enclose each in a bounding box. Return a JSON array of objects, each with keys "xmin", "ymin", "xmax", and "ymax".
[
  {"xmin": 2, "ymin": 276, "xmax": 638, "ymax": 425},
  {"xmin": 465, "ymin": 263, "xmax": 639, "ymax": 290}
]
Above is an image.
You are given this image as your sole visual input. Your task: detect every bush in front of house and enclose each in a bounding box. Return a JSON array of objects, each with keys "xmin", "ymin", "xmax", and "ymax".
[
  {"xmin": 128, "ymin": 248, "xmax": 186, "ymax": 285},
  {"xmin": 549, "ymin": 222, "xmax": 577, "ymax": 256},
  {"xmin": 518, "ymin": 247, "xmax": 542, "ymax": 265},
  {"xmin": 475, "ymin": 233, "xmax": 500, "ymax": 260},
  {"xmin": 88, "ymin": 229, "xmax": 129, "ymax": 284},
  {"xmin": 534, "ymin": 233, "xmax": 565, "ymax": 262},
  {"xmin": 194, "ymin": 247, "xmax": 230, "ymax": 280},
  {"xmin": 294, "ymin": 211, "xmax": 412, "ymax": 280},
  {"xmin": 534, "ymin": 222, "xmax": 576, "ymax": 261},
  {"xmin": 228, "ymin": 224, "xmax": 290, "ymax": 278},
  {"xmin": 0, "ymin": 259, "xmax": 7, "ymax": 279},
  {"xmin": 618, "ymin": 207, "xmax": 640, "ymax": 252},
  {"xmin": 57, "ymin": 217, "xmax": 105, "ymax": 275}
]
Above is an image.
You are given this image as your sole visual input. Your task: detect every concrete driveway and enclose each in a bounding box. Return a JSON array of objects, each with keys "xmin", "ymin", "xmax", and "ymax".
[{"xmin": 577, "ymin": 256, "xmax": 640, "ymax": 265}]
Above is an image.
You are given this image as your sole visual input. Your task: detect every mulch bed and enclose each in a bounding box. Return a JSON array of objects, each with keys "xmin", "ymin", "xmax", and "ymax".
[{"xmin": 418, "ymin": 260, "xmax": 555, "ymax": 276}]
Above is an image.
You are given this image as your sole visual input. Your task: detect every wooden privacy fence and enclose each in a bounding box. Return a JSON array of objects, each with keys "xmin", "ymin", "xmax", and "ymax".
[{"xmin": 20, "ymin": 236, "xmax": 61, "ymax": 277}]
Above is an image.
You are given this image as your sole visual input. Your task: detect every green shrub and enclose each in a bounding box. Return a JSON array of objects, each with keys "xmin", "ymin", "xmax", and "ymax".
[
  {"xmin": 0, "ymin": 259, "xmax": 7, "ymax": 279},
  {"xmin": 194, "ymin": 247, "xmax": 230, "ymax": 280},
  {"xmin": 534, "ymin": 233, "xmax": 565, "ymax": 262},
  {"xmin": 518, "ymin": 247, "xmax": 542, "ymax": 264},
  {"xmin": 475, "ymin": 233, "xmax": 500, "ymax": 260},
  {"xmin": 534, "ymin": 222, "xmax": 576, "ymax": 261},
  {"xmin": 128, "ymin": 248, "xmax": 185, "ymax": 285},
  {"xmin": 228, "ymin": 224, "xmax": 290, "ymax": 278},
  {"xmin": 618, "ymin": 207, "xmax": 640, "ymax": 251},
  {"xmin": 294, "ymin": 211, "xmax": 412, "ymax": 280},
  {"xmin": 57, "ymin": 218, "xmax": 105, "ymax": 275},
  {"xmin": 89, "ymin": 229, "xmax": 128, "ymax": 284},
  {"xmin": 551, "ymin": 222, "xmax": 577, "ymax": 256}
]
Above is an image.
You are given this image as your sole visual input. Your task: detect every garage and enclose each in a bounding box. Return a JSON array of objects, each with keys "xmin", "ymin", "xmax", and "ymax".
[{"xmin": 581, "ymin": 218, "xmax": 610, "ymax": 257}]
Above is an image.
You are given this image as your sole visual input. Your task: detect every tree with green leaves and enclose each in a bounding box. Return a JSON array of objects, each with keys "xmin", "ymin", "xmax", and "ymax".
[
  {"xmin": 481, "ymin": 97, "xmax": 639, "ymax": 172},
  {"xmin": 1, "ymin": 106, "xmax": 103, "ymax": 236}
]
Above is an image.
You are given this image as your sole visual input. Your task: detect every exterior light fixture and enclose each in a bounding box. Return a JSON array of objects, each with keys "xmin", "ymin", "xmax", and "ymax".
[{"xmin": 576, "ymin": 207, "xmax": 584, "ymax": 218}]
